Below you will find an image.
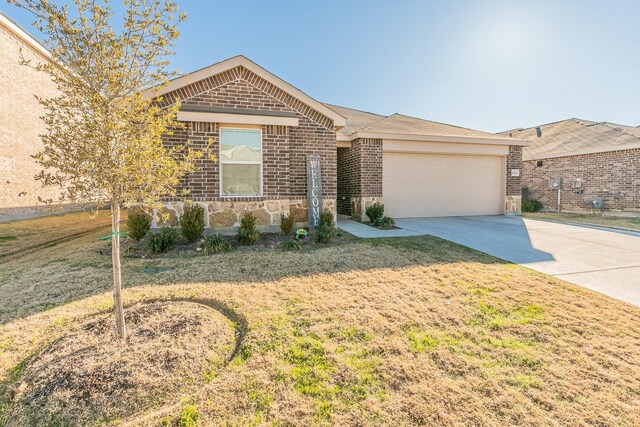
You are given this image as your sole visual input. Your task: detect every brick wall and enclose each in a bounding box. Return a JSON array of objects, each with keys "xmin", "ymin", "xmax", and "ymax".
[
  {"xmin": 522, "ymin": 148, "xmax": 640, "ymax": 214},
  {"xmin": 506, "ymin": 145, "xmax": 523, "ymax": 196},
  {"xmin": 160, "ymin": 67, "xmax": 337, "ymax": 208},
  {"xmin": 336, "ymin": 138, "xmax": 382, "ymax": 215},
  {"xmin": 0, "ymin": 22, "xmax": 61, "ymax": 218}
]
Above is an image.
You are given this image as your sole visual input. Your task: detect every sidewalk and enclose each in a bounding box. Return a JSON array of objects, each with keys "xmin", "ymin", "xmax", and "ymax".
[{"xmin": 337, "ymin": 215, "xmax": 425, "ymax": 238}]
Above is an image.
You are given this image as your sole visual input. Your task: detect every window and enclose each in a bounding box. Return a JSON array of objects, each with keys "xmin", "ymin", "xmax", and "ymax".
[
  {"xmin": 536, "ymin": 160, "xmax": 543, "ymax": 167},
  {"xmin": 220, "ymin": 128, "xmax": 262, "ymax": 196}
]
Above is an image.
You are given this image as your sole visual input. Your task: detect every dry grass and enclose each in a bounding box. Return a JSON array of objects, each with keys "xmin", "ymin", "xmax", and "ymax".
[
  {"xmin": 0, "ymin": 210, "xmax": 114, "ymax": 259},
  {"xmin": 6, "ymin": 301, "xmax": 235, "ymax": 426},
  {"xmin": 1, "ymin": 213, "xmax": 640, "ymax": 426},
  {"xmin": 524, "ymin": 211, "xmax": 640, "ymax": 232}
]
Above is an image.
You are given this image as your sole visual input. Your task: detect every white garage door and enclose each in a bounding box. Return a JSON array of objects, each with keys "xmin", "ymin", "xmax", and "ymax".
[{"xmin": 383, "ymin": 153, "xmax": 503, "ymax": 218}]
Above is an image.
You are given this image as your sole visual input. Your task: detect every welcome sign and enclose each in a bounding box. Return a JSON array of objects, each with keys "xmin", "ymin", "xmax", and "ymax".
[{"xmin": 306, "ymin": 155, "xmax": 323, "ymax": 227}]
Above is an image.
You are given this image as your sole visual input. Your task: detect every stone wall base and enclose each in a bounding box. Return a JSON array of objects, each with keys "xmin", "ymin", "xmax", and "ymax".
[
  {"xmin": 505, "ymin": 195, "xmax": 522, "ymax": 215},
  {"xmin": 153, "ymin": 199, "xmax": 336, "ymax": 230},
  {"xmin": 350, "ymin": 197, "xmax": 383, "ymax": 222}
]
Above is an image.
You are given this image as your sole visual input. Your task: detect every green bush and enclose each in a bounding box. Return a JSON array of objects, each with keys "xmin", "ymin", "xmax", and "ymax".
[
  {"xmin": 126, "ymin": 211, "xmax": 151, "ymax": 241},
  {"xmin": 237, "ymin": 211, "xmax": 260, "ymax": 245},
  {"xmin": 522, "ymin": 199, "xmax": 544, "ymax": 213},
  {"xmin": 315, "ymin": 225, "xmax": 335, "ymax": 244},
  {"xmin": 180, "ymin": 204, "xmax": 205, "ymax": 243},
  {"xmin": 147, "ymin": 227, "xmax": 179, "ymax": 253},
  {"xmin": 281, "ymin": 238, "xmax": 302, "ymax": 252},
  {"xmin": 202, "ymin": 234, "xmax": 231, "ymax": 255},
  {"xmin": 318, "ymin": 209, "xmax": 334, "ymax": 228},
  {"xmin": 374, "ymin": 215, "xmax": 396, "ymax": 228},
  {"xmin": 280, "ymin": 213, "xmax": 294, "ymax": 235},
  {"xmin": 365, "ymin": 202, "xmax": 385, "ymax": 223}
]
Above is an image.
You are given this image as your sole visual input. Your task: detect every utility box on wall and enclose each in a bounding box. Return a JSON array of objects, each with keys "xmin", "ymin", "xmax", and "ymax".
[{"xmin": 548, "ymin": 178, "xmax": 562, "ymax": 189}]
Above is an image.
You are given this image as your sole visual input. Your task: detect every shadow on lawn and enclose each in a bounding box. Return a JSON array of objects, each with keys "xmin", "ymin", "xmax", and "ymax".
[{"xmin": 0, "ymin": 233, "xmax": 521, "ymax": 326}]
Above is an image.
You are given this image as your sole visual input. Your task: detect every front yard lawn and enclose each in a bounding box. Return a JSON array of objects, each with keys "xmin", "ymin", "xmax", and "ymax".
[
  {"xmin": 1, "ymin": 213, "xmax": 639, "ymax": 426},
  {"xmin": 524, "ymin": 211, "xmax": 640, "ymax": 232}
]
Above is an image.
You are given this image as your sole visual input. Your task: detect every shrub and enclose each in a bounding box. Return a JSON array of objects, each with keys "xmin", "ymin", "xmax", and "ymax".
[
  {"xmin": 522, "ymin": 199, "xmax": 544, "ymax": 213},
  {"xmin": 126, "ymin": 211, "xmax": 151, "ymax": 241},
  {"xmin": 180, "ymin": 204, "xmax": 205, "ymax": 243},
  {"xmin": 147, "ymin": 227, "xmax": 179, "ymax": 253},
  {"xmin": 365, "ymin": 202, "xmax": 385, "ymax": 223},
  {"xmin": 281, "ymin": 238, "xmax": 302, "ymax": 252},
  {"xmin": 237, "ymin": 211, "xmax": 260, "ymax": 245},
  {"xmin": 318, "ymin": 209, "xmax": 334, "ymax": 228},
  {"xmin": 375, "ymin": 215, "xmax": 396, "ymax": 228},
  {"xmin": 280, "ymin": 213, "xmax": 294, "ymax": 235},
  {"xmin": 202, "ymin": 234, "xmax": 231, "ymax": 255},
  {"xmin": 315, "ymin": 225, "xmax": 335, "ymax": 244}
]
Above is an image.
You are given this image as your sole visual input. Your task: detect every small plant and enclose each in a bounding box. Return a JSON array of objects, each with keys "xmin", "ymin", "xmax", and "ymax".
[
  {"xmin": 147, "ymin": 227, "xmax": 179, "ymax": 253},
  {"xmin": 522, "ymin": 199, "xmax": 544, "ymax": 213},
  {"xmin": 237, "ymin": 211, "xmax": 260, "ymax": 245},
  {"xmin": 180, "ymin": 204, "xmax": 205, "ymax": 243},
  {"xmin": 280, "ymin": 213, "xmax": 295, "ymax": 235},
  {"xmin": 365, "ymin": 202, "xmax": 395, "ymax": 228},
  {"xmin": 315, "ymin": 225, "xmax": 335, "ymax": 243},
  {"xmin": 126, "ymin": 211, "xmax": 151, "ymax": 241},
  {"xmin": 282, "ymin": 238, "xmax": 302, "ymax": 252},
  {"xmin": 201, "ymin": 234, "xmax": 231, "ymax": 255},
  {"xmin": 374, "ymin": 215, "xmax": 396, "ymax": 228},
  {"xmin": 318, "ymin": 209, "xmax": 334, "ymax": 228},
  {"xmin": 295, "ymin": 229, "xmax": 308, "ymax": 240},
  {"xmin": 365, "ymin": 202, "xmax": 385, "ymax": 223},
  {"xmin": 178, "ymin": 404, "xmax": 199, "ymax": 427}
]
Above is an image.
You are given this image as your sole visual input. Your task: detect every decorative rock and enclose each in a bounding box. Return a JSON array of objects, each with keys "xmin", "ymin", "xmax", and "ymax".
[
  {"xmin": 253, "ymin": 208, "xmax": 271, "ymax": 225},
  {"xmin": 210, "ymin": 209, "xmax": 237, "ymax": 227}
]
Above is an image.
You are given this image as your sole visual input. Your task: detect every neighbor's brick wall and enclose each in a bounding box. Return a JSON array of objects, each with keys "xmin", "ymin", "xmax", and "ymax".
[
  {"xmin": 336, "ymin": 138, "xmax": 382, "ymax": 215},
  {"xmin": 522, "ymin": 148, "xmax": 640, "ymax": 214},
  {"xmin": 0, "ymin": 22, "xmax": 61, "ymax": 216},
  {"xmin": 160, "ymin": 67, "xmax": 336, "ymax": 204}
]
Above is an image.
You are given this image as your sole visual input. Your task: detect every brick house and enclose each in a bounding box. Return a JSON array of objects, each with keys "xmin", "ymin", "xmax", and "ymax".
[
  {"xmin": 0, "ymin": 12, "xmax": 63, "ymax": 220},
  {"xmin": 151, "ymin": 56, "xmax": 528, "ymax": 229},
  {"xmin": 502, "ymin": 119, "xmax": 640, "ymax": 216}
]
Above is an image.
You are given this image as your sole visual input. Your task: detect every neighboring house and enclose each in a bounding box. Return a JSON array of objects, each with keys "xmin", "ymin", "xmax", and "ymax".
[
  {"xmin": 502, "ymin": 119, "xmax": 640, "ymax": 215},
  {"xmin": 151, "ymin": 55, "xmax": 528, "ymax": 229},
  {"xmin": 0, "ymin": 12, "xmax": 63, "ymax": 221}
]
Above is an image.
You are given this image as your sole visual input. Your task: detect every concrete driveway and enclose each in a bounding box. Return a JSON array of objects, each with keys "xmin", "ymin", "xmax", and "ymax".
[{"xmin": 395, "ymin": 216, "xmax": 640, "ymax": 306}]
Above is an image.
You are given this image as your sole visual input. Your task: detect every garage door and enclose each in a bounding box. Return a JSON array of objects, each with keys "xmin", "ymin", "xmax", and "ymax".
[{"xmin": 383, "ymin": 153, "xmax": 503, "ymax": 218}]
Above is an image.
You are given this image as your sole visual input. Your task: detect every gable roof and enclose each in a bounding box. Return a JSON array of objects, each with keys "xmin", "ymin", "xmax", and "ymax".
[
  {"xmin": 149, "ymin": 55, "xmax": 346, "ymax": 129},
  {"xmin": 324, "ymin": 104, "xmax": 527, "ymax": 145},
  {"xmin": 501, "ymin": 118, "xmax": 640, "ymax": 160}
]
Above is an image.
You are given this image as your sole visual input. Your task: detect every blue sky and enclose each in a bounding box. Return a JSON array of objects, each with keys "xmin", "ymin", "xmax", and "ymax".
[{"xmin": 3, "ymin": 0, "xmax": 639, "ymax": 132}]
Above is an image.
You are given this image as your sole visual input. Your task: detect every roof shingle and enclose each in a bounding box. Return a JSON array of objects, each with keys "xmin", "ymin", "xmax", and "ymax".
[{"xmin": 501, "ymin": 119, "xmax": 640, "ymax": 160}]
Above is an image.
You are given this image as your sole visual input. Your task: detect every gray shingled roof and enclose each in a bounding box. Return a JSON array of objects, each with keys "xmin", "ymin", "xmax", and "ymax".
[
  {"xmin": 322, "ymin": 104, "xmax": 386, "ymax": 136},
  {"xmin": 324, "ymin": 103, "xmax": 503, "ymax": 139},
  {"xmin": 500, "ymin": 119, "xmax": 640, "ymax": 160}
]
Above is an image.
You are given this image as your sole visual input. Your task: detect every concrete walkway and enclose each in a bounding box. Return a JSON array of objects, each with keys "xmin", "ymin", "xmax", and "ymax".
[
  {"xmin": 337, "ymin": 215, "xmax": 425, "ymax": 238},
  {"xmin": 393, "ymin": 216, "xmax": 640, "ymax": 307}
]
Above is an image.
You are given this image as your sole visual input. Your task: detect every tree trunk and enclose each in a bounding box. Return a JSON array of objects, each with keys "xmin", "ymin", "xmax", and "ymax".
[{"xmin": 111, "ymin": 201, "xmax": 126, "ymax": 339}]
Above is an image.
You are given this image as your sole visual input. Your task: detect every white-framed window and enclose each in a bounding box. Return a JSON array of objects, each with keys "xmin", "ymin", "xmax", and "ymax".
[{"xmin": 220, "ymin": 127, "xmax": 262, "ymax": 197}]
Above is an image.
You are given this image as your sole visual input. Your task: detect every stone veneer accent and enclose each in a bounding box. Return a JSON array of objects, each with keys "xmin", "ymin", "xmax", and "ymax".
[
  {"xmin": 350, "ymin": 197, "xmax": 383, "ymax": 223},
  {"xmin": 154, "ymin": 199, "xmax": 336, "ymax": 230},
  {"xmin": 0, "ymin": 20, "xmax": 65, "ymax": 220},
  {"xmin": 336, "ymin": 138, "xmax": 383, "ymax": 219},
  {"xmin": 156, "ymin": 65, "xmax": 338, "ymax": 228},
  {"xmin": 522, "ymin": 148, "xmax": 640, "ymax": 215}
]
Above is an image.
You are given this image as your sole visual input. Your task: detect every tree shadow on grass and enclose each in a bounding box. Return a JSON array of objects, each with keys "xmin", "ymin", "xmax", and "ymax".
[{"xmin": 0, "ymin": 233, "xmax": 520, "ymax": 326}]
